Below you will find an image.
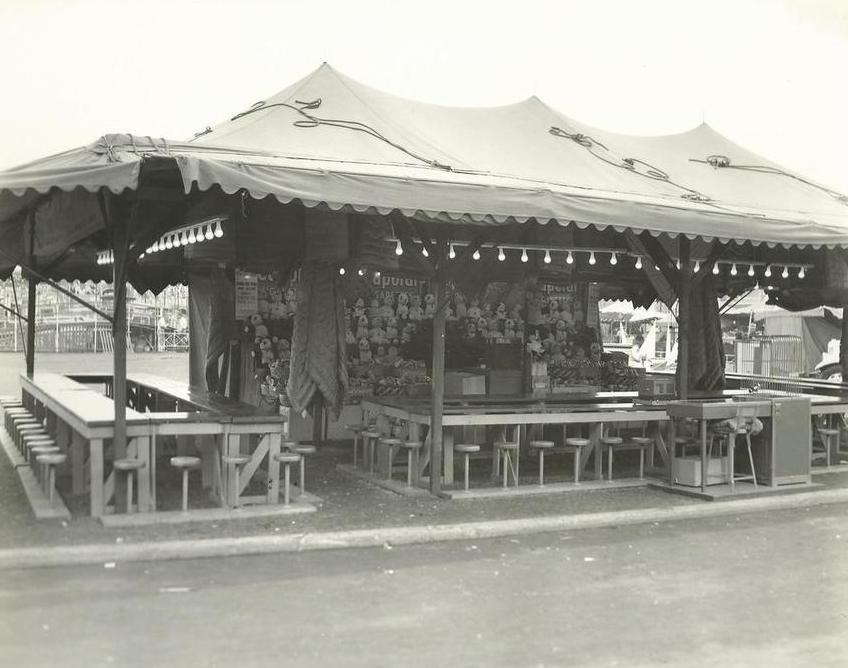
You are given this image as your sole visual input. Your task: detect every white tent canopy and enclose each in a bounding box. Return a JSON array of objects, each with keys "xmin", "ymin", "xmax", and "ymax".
[{"xmin": 2, "ymin": 63, "xmax": 848, "ymax": 251}]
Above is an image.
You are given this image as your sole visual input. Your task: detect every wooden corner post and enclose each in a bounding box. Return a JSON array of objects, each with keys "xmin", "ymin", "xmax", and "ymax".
[
  {"xmin": 429, "ymin": 242, "xmax": 447, "ymax": 496},
  {"xmin": 25, "ymin": 213, "xmax": 37, "ymax": 377},
  {"xmin": 677, "ymin": 237, "xmax": 691, "ymax": 400}
]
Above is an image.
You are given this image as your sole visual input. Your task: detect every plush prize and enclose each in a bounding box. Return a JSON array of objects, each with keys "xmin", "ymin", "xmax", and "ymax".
[
  {"xmin": 259, "ymin": 337, "xmax": 275, "ymax": 364},
  {"xmin": 408, "ymin": 295, "xmax": 423, "ymax": 321},
  {"xmin": 386, "ymin": 317, "xmax": 399, "ymax": 340},
  {"xmin": 466, "ymin": 321, "xmax": 477, "ymax": 338},
  {"xmin": 276, "ymin": 338, "xmax": 291, "ymax": 361},
  {"xmin": 396, "ymin": 303, "xmax": 409, "ymax": 320},
  {"xmin": 467, "ymin": 299, "xmax": 482, "ymax": 320},
  {"xmin": 353, "ymin": 298, "xmax": 366, "ymax": 319},
  {"xmin": 248, "ymin": 313, "xmax": 269, "ymax": 341},
  {"xmin": 454, "ymin": 293, "xmax": 467, "ymax": 319},
  {"xmin": 424, "ymin": 293, "xmax": 436, "ymax": 318},
  {"xmin": 358, "ymin": 338, "xmax": 372, "ymax": 363},
  {"xmin": 356, "ymin": 315, "xmax": 369, "ymax": 340},
  {"xmin": 496, "ymin": 302, "xmax": 507, "ymax": 320},
  {"xmin": 504, "ymin": 318, "xmax": 516, "ymax": 338}
]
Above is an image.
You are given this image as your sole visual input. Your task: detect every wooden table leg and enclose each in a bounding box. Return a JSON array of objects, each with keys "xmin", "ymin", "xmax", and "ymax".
[
  {"xmin": 90, "ymin": 438, "xmax": 104, "ymax": 517},
  {"xmin": 134, "ymin": 436, "xmax": 151, "ymax": 513},
  {"xmin": 667, "ymin": 419, "xmax": 676, "ymax": 484},
  {"xmin": 443, "ymin": 428, "xmax": 454, "ymax": 485},
  {"xmin": 700, "ymin": 419, "xmax": 708, "ymax": 493},
  {"xmin": 71, "ymin": 431, "xmax": 85, "ymax": 495},
  {"xmin": 267, "ymin": 432, "xmax": 281, "ymax": 504}
]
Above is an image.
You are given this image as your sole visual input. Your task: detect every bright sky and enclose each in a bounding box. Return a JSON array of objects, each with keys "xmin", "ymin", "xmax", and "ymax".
[{"xmin": 1, "ymin": 0, "xmax": 846, "ymax": 192}]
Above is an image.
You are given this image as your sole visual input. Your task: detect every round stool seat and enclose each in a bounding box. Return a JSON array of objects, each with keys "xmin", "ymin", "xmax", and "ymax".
[
  {"xmin": 600, "ymin": 436, "xmax": 624, "ymax": 446},
  {"xmin": 36, "ymin": 453, "xmax": 67, "ymax": 466},
  {"xmin": 566, "ymin": 438, "xmax": 591, "ymax": 448},
  {"xmin": 378, "ymin": 437, "xmax": 402, "ymax": 446},
  {"xmin": 113, "ymin": 458, "xmax": 146, "ymax": 471},
  {"xmin": 455, "ymin": 443, "xmax": 480, "ymax": 454},
  {"xmin": 346, "ymin": 424, "xmax": 367, "ymax": 433},
  {"xmin": 23, "ymin": 433, "xmax": 52, "ymax": 442},
  {"xmin": 675, "ymin": 436, "xmax": 695, "ymax": 444},
  {"xmin": 292, "ymin": 444, "xmax": 317, "ymax": 455},
  {"xmin": 818, "ymin": 428, "xmax": 841, "ymax": 436},
  {"xmin": 363, "ymin": 430, "xmax": 382, "ymax": 439},
  {"xmin": 31, "ymin": 445, "xmax": 61, "ymax": 456},
  {"xmin": 222, "ymin": 454, "xmax": 252, "ymax": 465},
  {"xmin": 170, "ymin": 456, "xmax": 201, "ymax": 469},
  {"xmin": 495, "ymin": 441, "xmax": 519, "ymax": 450},
  {"xmin": 530, "ymin": 440, "xmax": 555, "ymax": 449},
  {"xmin": 281, "ymin": 440, "xmax": 301, "ymax": 450},
  {"xmin": 631, "ymin": 437, "xmax": 653, "ymax": 445},
  {"xmin": 18, "ymin": 424, "xmax": 45, "ymax": 433},
  {"xmin": 274, "ymin": 452, "xmax": 301, "ymax": 464},
  {"xmin": 6, "ymin": 408, "xmax": 30, "ymax": 414},
  {"xmin": 401, "ymin": 440, "xmax": 423, "ymax": 450},
  {"xmin": 11, "ymin": 416, "xmax": 38, "ymax": 424},
  {"xmin": 25, "ymin": 438, "xmax": 54, "ymax": 450}
]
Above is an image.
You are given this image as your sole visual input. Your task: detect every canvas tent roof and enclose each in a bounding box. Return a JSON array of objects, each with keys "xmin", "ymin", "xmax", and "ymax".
[{"xmin": 2, "ymin": 62, "xmax": 848, "ymax": 269}]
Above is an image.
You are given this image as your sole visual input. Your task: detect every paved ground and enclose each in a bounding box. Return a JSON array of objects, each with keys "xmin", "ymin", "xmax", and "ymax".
[{"xmin": 2, "ymin": 503, "xmax": 846, "ymax": 667}]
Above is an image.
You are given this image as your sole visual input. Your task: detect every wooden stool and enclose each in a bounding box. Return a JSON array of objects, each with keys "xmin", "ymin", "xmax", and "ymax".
[
  {"xmin": 274, "ymin": 451, "xmax": 301, "ymax": 505},
  {"xmin": 36, "ymin": 452, "xmax": 67, "ymax": 505},
  {"xmin": 113, "ymin": 458, "xmax": 146, "ymax": 514},
  {"xmin": 345, "ymin": 424, "xmax": 367, "ymax": 468},
  {"xmin": 221, "ymin": 454, "xmax": 251, "ymax": 508},
  {"xmin": 16, "ymin": 424, "xmax": 46, "ymax": 452},
  {"xmin": 31, "ymin": 445, "xmax": 61, "ymax": 486},
  {"xmin": 378, "ymin": 437, "xmax": 403, "ymax": 480},
  {"xmin": 23, "ymin": 434, "xmax": 54, "ymax": 465},
  {"xmin": 529, "ymin": 440, "xmax": 555, "ymax": 485},
  {"xmin": 815, "ymin": 428, "xmax": 840, "ymax": 468},
  {"xmin": 170, "ymin": 456, "xmax": 201, "ymax": 512},
  {"xmin": 292, "ymin": 444, "xmax": 317, "ymax": 494},
  {"xmin": 565, "ymin": 438, "xmax": 590, "ymax": 483},
  {"xmin": 362, "ymin": 429, "xmax": 381, "ymax": 474},
  {"xmin": 495, "ymin": 441, "xmax": 519, "ymax": 488},
  {"xmin": 600, "ymin": 436, "xmax": 623, "ymax": 481},
  {"xmin": 399, "ymin": 440, "xmax": 423, "ymax": 487},
  {"xmin": 454, "ymin": 443, "xmax": 480, "ymax": 491}
]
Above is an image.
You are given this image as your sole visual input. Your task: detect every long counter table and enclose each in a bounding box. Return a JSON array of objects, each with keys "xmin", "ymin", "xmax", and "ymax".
[{"xmin": 362, "ymin": 391, "xmax": 848, "ymax": 488}]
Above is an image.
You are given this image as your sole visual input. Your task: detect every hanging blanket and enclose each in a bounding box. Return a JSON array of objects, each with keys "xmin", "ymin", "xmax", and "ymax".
[
  {"xmin": 287, "ymin": 262, "xmax": 349, "ymax": 419},
  {"xmin": 685, "ymin": 273, "xmax": 726, "ymax": 391}
]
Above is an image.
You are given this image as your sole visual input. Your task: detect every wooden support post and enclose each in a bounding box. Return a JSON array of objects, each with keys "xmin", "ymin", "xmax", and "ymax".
[
  {"xmin": 677, "ymin": 237, "xmax": 691, "ymax": 400},
  {"xmin": 25, "ymin": 213, "xmax": 36, "ymax": 377},
  {"xmin": 429, "ymin": 253, "xmax": 447, "ymax": 496},
  {"xmin": 841, "ymin": 297, "xmax": 848, "ymax": 380}
]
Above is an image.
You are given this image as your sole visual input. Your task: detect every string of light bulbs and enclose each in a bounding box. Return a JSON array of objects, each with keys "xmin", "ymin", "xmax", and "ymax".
[{"xmin": 95, "ymin": 217, "xmax": 227, "ymax": 266}]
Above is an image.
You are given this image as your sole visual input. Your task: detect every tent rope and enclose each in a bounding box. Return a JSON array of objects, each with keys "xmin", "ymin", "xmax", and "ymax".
[
  {"xmin": 227, "ymin": 98, "xmax": 453, "ymax": 171},
  {"xmin": 549, "ymin": 126, "xmax": 711, "ymax": 203},
  {"xmin": 690, "ymin": 156, "xmax": 848, "ymax": 206}
]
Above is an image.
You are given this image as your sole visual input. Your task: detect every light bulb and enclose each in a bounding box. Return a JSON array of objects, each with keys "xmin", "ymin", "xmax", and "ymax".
[
  {"xmin": 694, "ymin": 260, "xmax": 700, "ymax": 273},
  {"xmin": 676, "ymin": 259, "xmax": 681, "ymax": 270},
  {"xmin": 521, "ymin": 248, "xmax": 528, "ymax": 263},
  {"xmin": 339, "ymin": 267, "xmax": 346, "ymax": 276},
  {"xmin": 635, "ymin": 256, "xmax": 642, "ymax": 270},
  {"xmin": 472, "ymin": 249, "xmax": 481, "ymax": 260},
  {"xmin": 497, "ymin": 247, "xmax": 505, "ymax": 262},
  {"xmin": 188, "ymin": 228, "xmax": 196, "ymax": 244},
  {"xmin": 151, "ymin": 241, "xmax": 159, "ymax": 252},
  {"xmin": 213, "ymin": 221, "xmax": 223, "ymax": 238},
  {"xmin": 610, "ymin": 252, "xmax": 617, "ymax": 266},
  {"xmin": 798, "ymin": 266, "xmax": 806, "ymax": 279},
  {"xmin": 589, "ymin": 251, "xmax": 596, "ymax": 265},
  {"xmin": 748, "ymin": 264, "xmax": 755, "ymax": 277},
  {"xmin": 180, "ymin": 231, "xmax": 188, "ymax": 245},
  {"xmin": 172, "ymin": 234, "xmax": 181, "ymax": 247},
  {"xmin": 712, "ymin": 262, "xmax": 720, "ymax": 275},
  {"xmin": 764, "ymin": 265, "xmax": 772, "ymax": 277},
  {"xmin": 395, "ymin": 239, "xmax": 403, "ymax": 256},
  {"xmin": 165, "ymin": 236, "xmax": 173, "ymax": 250},
  {"xmin": 421, "ymin": 246, "xmax": 429, "ymax": 257},
  {"xmin": 358, "ymin": 268, "xmax": 365, "ymax": 277},
  {"xmin": 448, "ymin": 244, "xmax": 456, "ymax": 259},
  {"xmin": 146, "ymin": 247, "xmax": 154, "ymax": 254},
  {"xmin": 566, "ymin": 251, "xmax": 574, "ymax": 265},
  {"xmin": 543, "ymin": 249, "xmax": 551, "ymax": 264},
  {"xmin": 781, "ymin": 266, "xmax": 789, "ymax": 279},
  {"xmin": 138, "ymin": 252, "xmax": 145, "ymax": 260},
  {"xmin": 374, "ymin": 271, "xmax": 381, "ymax": 278},
  {"xmin": 730, "ymin": 263, "xmax": 738, "ymax": 276},
  {"xmin": 205, "ymin": 225, "xmax": 214, "ymax": 241}
]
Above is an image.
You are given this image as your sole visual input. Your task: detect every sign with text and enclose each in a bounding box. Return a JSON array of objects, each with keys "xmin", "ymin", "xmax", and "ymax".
[{"xmin": 234, "ymin": 270, "xmax": 258, "ymax": 319}]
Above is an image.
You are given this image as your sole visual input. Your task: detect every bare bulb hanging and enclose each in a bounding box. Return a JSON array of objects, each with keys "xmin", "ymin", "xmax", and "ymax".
[
  {"xmin": 165, "ymin": 236, "xmax": 174, "ymax": 250},
  {"xmin": 589, "ymin": 251, "xmax": 596, "ymax": 265},
  {"xmin": 213, "ymin": 221, "xmax": 224, "ymax": 238},
  {"xmin": 151, "ymin": 241, "xmax": 159, "ymax": 253},
  {"xmin": 730, "ymin": 263, "xmax": 738, "ymax": 276},
  {"xmin": 712, "ymin": 262, "xmax": 720, "ymax": 275},
  {"xmin": 448, "ymin": 244, "xmax": 456, "ymax": 259},
  {"xmin": 764, "ymin": 265, "xmax": 772, "ymax": 278},
  {"xmin": 798, "ymin": 266, "xmax": 806, "ymax": 279},
  {"xmin": 497, "ymin": 247, "xmax": 505, "ymax": 262},
  {"xmin": 610, "ymin": 252, "xmax": 617, "ymax": 266},
  {"xmin": 694, "ymin": 260, "xmax": 700, "ymax": 273},
  {"xmin": 188, "ymin": 228, "xmax": 197, "ymax": 244},
  {"xmin": 421, "ymin": 246, "xmax": 429, "ymax": 258},
  {"xmin": 357, "ymin": 268, "xmax": 365, "ymax": 277},
  {"xmin": 472, "ymin": 249, "xmax": 481, "ymax": 260},
  {"xmin": 338, "ymin": 267, "xmax": 346, "ymax": 276},
  {"xmin": 204, "ymin": 225, "xmax": 214, "ymax": 241},
  {"xmin": 395, "ymin": 239, "xmax": 403, "ymax": 256},
  {"xmin": 781, "ymin": 266, "xmax": 789, "ymax": 279},
  {"xmin": 635, "ymin": 256, "xmax": 642, "ymax": 270},
  {"xmin": 180, "ymin": 231, "xmax": 189, "ymax": 245},
  {"xmin": 521, "ymin": 248, "xmax": 528, "ymax": 263},
  {"xmin": 543, "ymin": 249, "xmax": 551, "ymax": 264},
  {"xmin": 747, "ymin": 264, "xmax": 755, "ymax": 277},
  {"xmin": 566, "ymin": 251, "xmax": 574, "ymax": 265}
]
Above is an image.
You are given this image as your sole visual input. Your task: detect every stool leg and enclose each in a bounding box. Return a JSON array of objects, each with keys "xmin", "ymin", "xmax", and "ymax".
[
  {"xmin": 607, "ymin": 446, "xmax": 613, "ymax": 481},
  {"xmin": 300, "ymin": 457, "xmax": 306, "ymax": 493},
  {"xmin": 127, "ymin": 472, "xmax": 134, "ymax": 514},
  {"xmin": 464, "ymin": 453, "xmax": 470, "ymax": 491},
  {"xmin": 48, "ymin": 466, "xmax": 55, "ymax": 506},
  {"xmin": 181, "ymin": 469, "xmax": 189, "ymax": 512},
  {"xmin": 747, "ymin": 433, "xmax": 757, "ymax": 489},
  {"xmin": 233, "ymin": 466, "xmax": 240, "ymax": 508},
  {"xmin": 539, "ymin": 450, "xmax": 545, "ymax": 486},
  {"xmin": 283, "ymin": 463, "xmax": 291, "ymax": 505},
  {"xmin": 386, "ymin": 446, "xmax": 393, "ymax": 481},
  {"xmin": 369, "ymin": 439, "xmax": 375, "ymax": 475},
  {"xmin": 502, "ymin": 451, "xmax": 508, "ymax": 488},
  {"xmin": 729, "ymin": 434, "xmax": 736, "ymax": 490},
  {"xmin": 639, "ymin": 448, "xmax": 645, "ymax": 480},
  {"xmin": 353, "ymin": 434, "xmax": 359, "ymax": 468},
  {"xmin": 407, "ymin": 449, "xmax": 413, "ymax": 487},
  {"xmin": 574, "ymin": 447, "xmax": 580, "ymax": 484}
]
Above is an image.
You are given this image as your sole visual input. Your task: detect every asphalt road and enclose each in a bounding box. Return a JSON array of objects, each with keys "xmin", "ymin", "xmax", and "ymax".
[{"xmin": 2, "ymin": 504, "xmax": 847, "ymax": 668}]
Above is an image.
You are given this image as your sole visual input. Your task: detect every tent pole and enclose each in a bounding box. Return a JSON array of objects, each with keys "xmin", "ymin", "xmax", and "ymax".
[
  {"xmin": 677, "ymin": 238, "xmax": 691, "ymax": 400},
  {"xmin": 429, "ymin": 245, "xmax": 447, "ymax": 496},
  {"xmin": 25, "ymin": 215, "xmax": 37, "ymax": 377},
  {"xmin": 840, "ymin": 297, "xmax": 848, "ymax": 380}
]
